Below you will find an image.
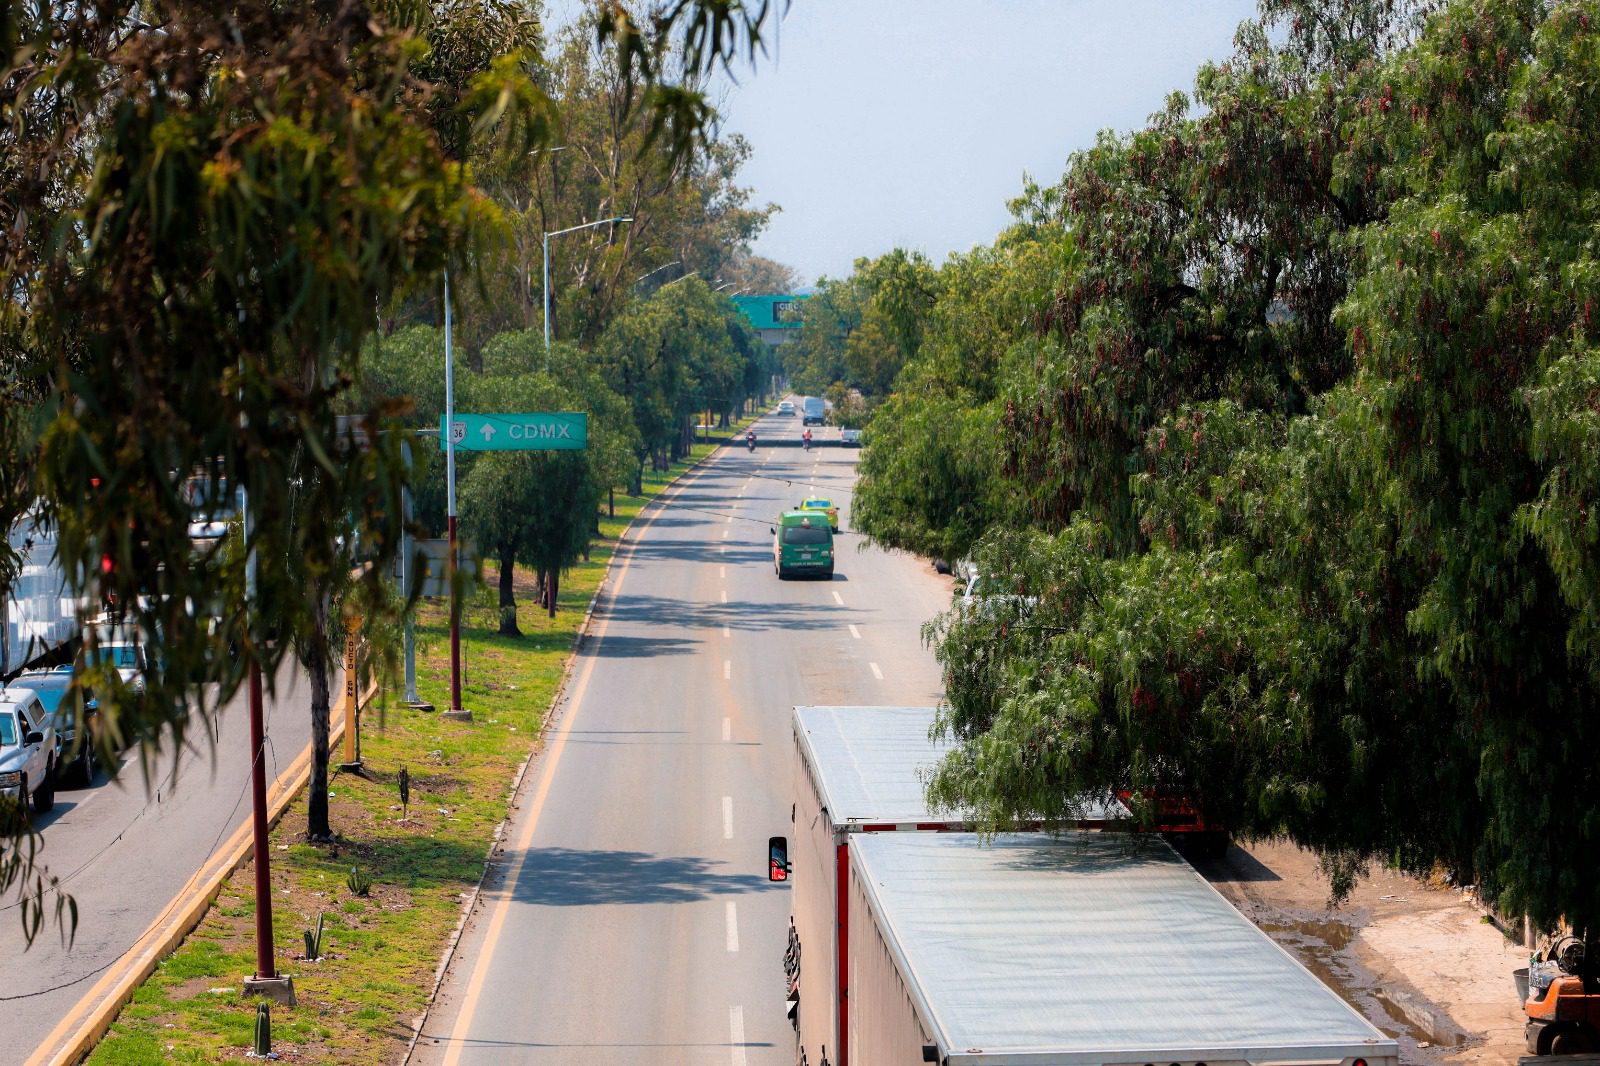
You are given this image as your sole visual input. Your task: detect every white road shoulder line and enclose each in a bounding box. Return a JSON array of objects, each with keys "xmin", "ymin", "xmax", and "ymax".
[
  {"xmin": 870, "ymin": 662, "xmax": 884, "ymax": 680},
  {"xmin": 722, "ymin": 795, "xmax": 733, "ymax": 839},
  {"xmin": 725, "ymin": 901, "xmax": 740, "ymax": 953},
  {"xmin": 848, "ymin": 624, "xmax": 861, "ymax": 639},
  {"xmin": 832, "ymin": 590, "xmax": 844, "ymax": 606},
  {"xmin": 729, "ymin": 1005, "xmax": 748, "ymax": 1066}
]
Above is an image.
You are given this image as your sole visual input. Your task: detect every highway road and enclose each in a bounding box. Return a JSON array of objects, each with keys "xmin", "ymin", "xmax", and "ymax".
[
  {"xmin": 2, "ymin": 662, "xmax": 316, "ymax": 1065},
  {"xmin": 414, "ymin": 404, "xmax": 950, "ymax": 1065}
]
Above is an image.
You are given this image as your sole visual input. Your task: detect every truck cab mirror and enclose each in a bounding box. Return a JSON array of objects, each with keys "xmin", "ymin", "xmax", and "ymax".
[
  {"xmin": 768, "ymin": 836, "xmax": 791, "ymax": 882},
  {"xmin": 24, "ymin": 731, "xmax": 43, "ymax": 746}
]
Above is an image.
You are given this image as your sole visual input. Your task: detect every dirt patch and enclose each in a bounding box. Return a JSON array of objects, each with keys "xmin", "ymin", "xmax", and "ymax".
[{"xmin": 1196, "ymin": 839, "xmax": 1526, "ymax": 1065}]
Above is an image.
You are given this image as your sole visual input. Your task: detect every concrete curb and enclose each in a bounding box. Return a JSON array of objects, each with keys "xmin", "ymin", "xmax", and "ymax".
[
  {"xmin": 35, "ymin": 679, "xmax": 378, "ymax": 1066},
  {"xmin": 401, "ymin": 440, "xmax": 728, "ymax": 1064}
]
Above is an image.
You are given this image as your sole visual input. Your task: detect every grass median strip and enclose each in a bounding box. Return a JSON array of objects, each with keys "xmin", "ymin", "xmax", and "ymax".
[{"xmin": 84, "ymin": 428, "xmax": 749, "ymax": 1066}]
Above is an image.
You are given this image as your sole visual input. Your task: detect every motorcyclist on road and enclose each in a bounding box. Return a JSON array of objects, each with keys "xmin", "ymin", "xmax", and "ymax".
[
  {"xmin": 803, "ymin": 428, "xmax": 812, "ymax": 450},
  {"xmin": 746, "ymin": 429, "xmax": 757, "ymax": 451}
]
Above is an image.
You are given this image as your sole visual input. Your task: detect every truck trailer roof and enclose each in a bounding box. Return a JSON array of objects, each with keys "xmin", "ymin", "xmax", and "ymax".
[
  {"xmin": 794, "ymin": 706, "xmax": 1125, "ymax": 830},
  {"xmin": 851, "ymin": 832, "xmax": 1398, "ymax": 1066},
  {"xmin": 795, "ymin": 705, "xmax": 958, "ymax": 828}
]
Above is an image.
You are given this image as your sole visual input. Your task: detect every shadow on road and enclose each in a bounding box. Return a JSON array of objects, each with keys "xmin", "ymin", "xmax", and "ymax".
[
  {"xmin": 596, "ymin": 594, "xmax": 841, "ymax": 633},
  {"xmin": 504, "ymin": 847, "xmax": 782, "ymax": 906},
  {"xmin": 589, "ymin": 633, "xmax": 701, "ymax": 659}
]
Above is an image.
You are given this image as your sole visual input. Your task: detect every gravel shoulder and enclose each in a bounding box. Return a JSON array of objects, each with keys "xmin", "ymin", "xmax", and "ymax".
[{"xmin": 1194, "ymin": 839, "xmax": 1527, "ymax": 1066}]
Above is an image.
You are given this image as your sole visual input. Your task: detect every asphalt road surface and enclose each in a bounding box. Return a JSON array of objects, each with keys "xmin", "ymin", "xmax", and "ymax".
[
  {"xmin": 2, "ymin": 662, "xmax": 315, "ymax": 1065},
  {"xmin": 414, "ymin": 403, "xmax": 951, "ymax": 1065}
]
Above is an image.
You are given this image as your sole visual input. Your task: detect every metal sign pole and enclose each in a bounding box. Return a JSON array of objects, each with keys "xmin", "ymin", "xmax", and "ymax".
[{"xmin": 443, "ymin": 270, "xmax": 469, "ymax": 721}]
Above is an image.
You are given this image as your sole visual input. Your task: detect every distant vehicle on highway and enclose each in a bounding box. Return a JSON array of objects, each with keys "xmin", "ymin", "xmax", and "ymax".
[
  {"xmin": 840, "ymin": 428, "xmax": 862, "ymax": 446},
  {"xmin": 798, "ymin": 497, "xmax": 839, "ymax": 533},
  {"xmin": 801, "ymin": 396, "xmax": 826, "ymax": 426},
  {"xmin": 0, "ymin": 686, "xmax": 56, "ymax": 813},
  {"xmin": 88, "ymin": 626, "xmax": 147, "ymax": 694},
  {"xmin": 15, "ymin": 666, "xmax": 98, "ymax": 785},
  {"xmin": 776, "ymin": 400, "xmax": 796, "ymax": 416},
  {"xmin": 772, "ymin": 511, "xmax": 834, "ymax": 580}
]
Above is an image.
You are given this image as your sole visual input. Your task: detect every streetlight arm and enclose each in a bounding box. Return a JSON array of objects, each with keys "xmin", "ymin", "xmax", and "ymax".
[
  {"xmin": 545, "ymin": 215, "xmax": 633, "ymax": 239},
  {"xmin": 544, "ymin": 216, "xmax": 635, "ymax": 350}
]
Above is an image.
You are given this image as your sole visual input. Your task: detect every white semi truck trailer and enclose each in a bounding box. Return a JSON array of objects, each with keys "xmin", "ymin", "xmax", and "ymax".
[
  {"xmin": 773, "ymin": 706, "xmax": 1126, "ymax": 1066},
  {"xmin": 845, "ymin": 832, "xmax": 1399, "ymax": 1066}
]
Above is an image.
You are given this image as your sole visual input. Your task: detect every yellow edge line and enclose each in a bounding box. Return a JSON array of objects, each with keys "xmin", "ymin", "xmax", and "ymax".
[
  {"xmin": 28, "ymin": 682, "xmax": 373, "ymax": 1066},
  {"xmin": 437, "ymin": 456, "xmax": 718, "ymax": 1066}
]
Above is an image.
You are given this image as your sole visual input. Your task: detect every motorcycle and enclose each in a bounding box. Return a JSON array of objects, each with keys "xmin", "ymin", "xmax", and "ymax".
[{"xmin": 746, "ymin": 434, "xmax": 757, "ymax": 452}]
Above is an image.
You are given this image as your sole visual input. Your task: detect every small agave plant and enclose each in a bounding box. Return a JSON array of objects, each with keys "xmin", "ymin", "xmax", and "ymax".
[{"xmin": 347, "ymin": 864, "xmax": 373, "ymax": 898}]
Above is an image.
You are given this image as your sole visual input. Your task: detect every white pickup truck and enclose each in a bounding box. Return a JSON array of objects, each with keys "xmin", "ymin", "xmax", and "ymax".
[{"xmin": 0, "ymin": 686, "xmax": 57, "ymax": 814}]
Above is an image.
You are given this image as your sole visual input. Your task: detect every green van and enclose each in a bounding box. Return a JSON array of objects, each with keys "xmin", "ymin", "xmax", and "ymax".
[{"xmin": 773, "ymin": 510, "xmax": 835, "ymax": 580}]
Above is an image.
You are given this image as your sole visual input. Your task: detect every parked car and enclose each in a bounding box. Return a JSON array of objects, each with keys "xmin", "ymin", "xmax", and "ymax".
[
  {"xmin": 776, "ymin": 400, "xmax": 796, "ymax": 416},
  {"xmin": 0, "ymin": 686, "xmax": 56, "ymax": 813},
  {"xmin": 798, "ymin": 497, "xmax": 839, "ymax": 532},
  {"xmin": 840, "ymin": 428, "xmax": 863, "ymax": 446},
  {"xmin": 16, "ymin": 666, "xmax": 98, "ymax": 785}
]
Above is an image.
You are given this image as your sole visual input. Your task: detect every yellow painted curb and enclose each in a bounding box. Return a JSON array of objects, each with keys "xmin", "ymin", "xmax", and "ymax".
[{"xmin": 29, "ymin": 679, "xmax": 378, "ymax": 1066}]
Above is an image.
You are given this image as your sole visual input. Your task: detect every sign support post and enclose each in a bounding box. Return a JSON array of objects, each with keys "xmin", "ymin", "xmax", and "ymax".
[{"xmin": 442, "ymin": 270, "xmax": 470, "ymax": 722}]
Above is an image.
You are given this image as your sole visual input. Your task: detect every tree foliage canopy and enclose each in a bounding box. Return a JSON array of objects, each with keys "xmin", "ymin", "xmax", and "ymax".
[{"xmin": 854, "ymin": 0, "xmax": 1600, "ymax": 933}]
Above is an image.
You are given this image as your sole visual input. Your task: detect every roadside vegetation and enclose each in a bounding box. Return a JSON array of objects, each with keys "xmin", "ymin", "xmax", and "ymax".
[
  {"xmin": 832, "ymin": 0, "xmax": 1600, "ymax": 940},
  {"xmin": 84, "ymin": 433, "xmax": 746, "ymax": 1066},
  {"xmin": 0, "ymin": 0, "xmax": 789, "ymax": 937}
]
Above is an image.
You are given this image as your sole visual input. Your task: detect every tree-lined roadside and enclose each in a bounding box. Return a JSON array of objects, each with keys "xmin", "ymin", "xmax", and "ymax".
[
  {"xmin": 83, "ymin": 430, "xmax": 751, "ymax": 1066},
  {"xmin": 839, "ymin": 0, "xmax": 1600, "ymax": 942}
]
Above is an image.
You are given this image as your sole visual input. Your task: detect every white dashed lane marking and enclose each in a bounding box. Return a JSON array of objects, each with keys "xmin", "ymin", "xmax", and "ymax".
[
  {"xmin": 725, "ymin": 902, "xmax": 740, "ymax": 953},
  {"xmin": 723, "ymin": 796, "xmax": 734, "ymax": 839},
  {"xmin": 869, "ymin": 662, "xmax": 884, "ymax": 680},
  {"xmin": 832, "ymin": 591, "xmax": 844, "ymax": 606},
  {"xmin": 848, "ymin": 624, "xmax": 861, "ymax": 640}
]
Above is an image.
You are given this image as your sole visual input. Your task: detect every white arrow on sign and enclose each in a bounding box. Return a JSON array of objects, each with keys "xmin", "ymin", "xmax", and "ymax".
[{"xmin": 480, "ymin": 423, "xmax": 497, "ymax": 442}]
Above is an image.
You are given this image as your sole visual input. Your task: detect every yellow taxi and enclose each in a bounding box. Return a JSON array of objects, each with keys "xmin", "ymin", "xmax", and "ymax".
[{"xmin": 799, "ymin": 497, "xmax": 839, "ymax": 532}]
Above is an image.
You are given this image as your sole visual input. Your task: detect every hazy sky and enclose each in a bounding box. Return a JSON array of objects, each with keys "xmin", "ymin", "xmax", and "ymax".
[{"xmin": 713, "ymin": 1, "xmax": 1260, "ymax": 285}]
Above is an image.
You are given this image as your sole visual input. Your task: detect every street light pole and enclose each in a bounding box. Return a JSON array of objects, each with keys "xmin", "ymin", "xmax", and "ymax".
[{"xmin": 543, "ymin": 216, "xmax": 634, "ymax": 350}]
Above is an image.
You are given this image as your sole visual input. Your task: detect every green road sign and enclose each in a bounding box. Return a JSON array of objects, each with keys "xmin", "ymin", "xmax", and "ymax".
[{"xmin": 439, "ymin": 412, "xmax": 588, "ymax": 451}]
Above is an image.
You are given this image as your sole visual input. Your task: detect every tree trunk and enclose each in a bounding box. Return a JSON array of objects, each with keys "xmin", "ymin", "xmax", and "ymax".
[
  {"xmin": 547, "ymin": 570, "xmax": 559, "ymax": 618},
  {"xmin": 609, "ymin": 486, "xmax": 615, "ymax": 518},
  {"xmin": 304, "ymin": 592, "xmax": 333, "ymax": 842},
  {"xmin": 536, "ymin": 567, "xmax": 548, "ymax": 611},
  {"xmin": 498, "ymin": 548, "xmax": 521, "ymax": 637}
]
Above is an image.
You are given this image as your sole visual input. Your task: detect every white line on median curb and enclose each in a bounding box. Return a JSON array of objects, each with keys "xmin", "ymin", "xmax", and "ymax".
[
  {"xmin": 870, "ymin": 662, "xmax": 884, "ymax": 680},
  {"xmin": 832, "ymin": 590, "xmax": 844, "ymax": 606},
  {"xmin": 723, "ymin": 796, "xmax": 733, "ymax": 839},
  {"xmin": 730, "ymin": 1005, "xmax": 748, "ymax": 1066},
  {"xmin": 726, "ymin": 901, "xmax": 740, "ymax": 953},
  {"xmin": 848, "ymin": 623, "xmax": 861, "ymax": 640}
]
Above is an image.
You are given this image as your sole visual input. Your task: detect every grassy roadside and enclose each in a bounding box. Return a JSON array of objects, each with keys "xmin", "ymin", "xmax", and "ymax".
[{"xmin": 85, "ymin": 418, "xmax": 756, "ymax": 1065}]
